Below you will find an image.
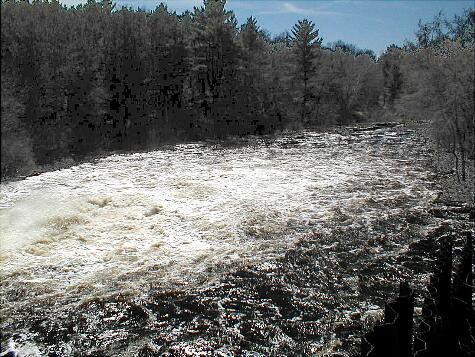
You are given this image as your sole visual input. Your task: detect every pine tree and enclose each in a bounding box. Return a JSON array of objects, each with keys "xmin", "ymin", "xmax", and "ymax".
[
  {"xmin": 290, "ymin": 19, "xmax": 322, "ymax": 123},
  {"xmin": 238, "ymin": 16, "xmax": 266, "ymax": 126},
  {"xmin": 192, "ymin": 0, "xmax": 239, "ymax": 136}
]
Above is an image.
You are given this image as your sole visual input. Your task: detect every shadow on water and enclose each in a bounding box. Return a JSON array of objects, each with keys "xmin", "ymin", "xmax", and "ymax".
[{"xmin": 7, "ymin": 211, "xmax": 471, "ymax": 357}]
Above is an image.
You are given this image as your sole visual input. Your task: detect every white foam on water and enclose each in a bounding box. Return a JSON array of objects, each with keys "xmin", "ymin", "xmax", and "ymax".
[{"xmin": 0, "ymin": 128, "xmax": 437, "ymax": 337}]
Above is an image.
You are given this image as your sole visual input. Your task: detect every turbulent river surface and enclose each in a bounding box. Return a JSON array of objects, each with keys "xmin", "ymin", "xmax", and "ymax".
[{"xmin": 1, "ymin": 123, "xmax": 473, "ymax": 356}]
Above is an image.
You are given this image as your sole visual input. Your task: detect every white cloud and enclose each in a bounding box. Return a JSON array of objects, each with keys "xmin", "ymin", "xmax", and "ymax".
[
  {"xmin": 283, "ymin": 2, "xmax": 307, "ymax": 15},
  {"xmin": 257, "ymin": 1, "xmax": 349, "ymax": 16}
]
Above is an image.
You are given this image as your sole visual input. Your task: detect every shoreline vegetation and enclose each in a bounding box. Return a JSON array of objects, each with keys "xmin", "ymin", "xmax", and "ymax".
[
  {"xmin": 0, "ymin": 122, "xmax": 360, "ymax": 183},
  {"xmin": 407, "ymin": 120, "xmax": 475, "ymax": 206},
  {"xmin": 3, "ymin": 119, "xmax": 474, "ymax": 207},
  {"xmin": 1, "ymin": 1, "xmax": 474, "ymax": 203}
]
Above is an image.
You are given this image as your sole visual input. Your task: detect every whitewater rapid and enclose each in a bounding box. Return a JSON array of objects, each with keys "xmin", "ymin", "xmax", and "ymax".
[{"xmin": 1, "ymin": 124, "xmax": 446, "ymax": 356}]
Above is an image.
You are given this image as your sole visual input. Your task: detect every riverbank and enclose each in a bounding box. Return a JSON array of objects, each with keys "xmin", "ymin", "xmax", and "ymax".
[
  {"xmin": 3, "ymin": 120, "xmax": 473, "ymax": 211},
  {"xmin": 406, "ymin": 119, "xmax": 474, "ymax": 206},
  {"xmin": 0, "ymin": 122, "xmax": 399, "ymax": 184},
  {"xmin": 0, "ymin": 137, "xmax": 186, "ymax": 184}
]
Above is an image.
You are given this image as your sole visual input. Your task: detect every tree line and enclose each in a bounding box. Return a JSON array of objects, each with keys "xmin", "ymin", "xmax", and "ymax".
[
  {"xmin": 380, "ymin": 8, "xmax": 474, "ymax": 183},
  {"xmin": 1, "ymin": 0, "xmax": 473, "ymax": 180}
]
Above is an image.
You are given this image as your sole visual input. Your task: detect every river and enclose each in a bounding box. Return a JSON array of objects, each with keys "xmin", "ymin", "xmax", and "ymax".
[{"xmin": 0, "ymin": 123, "xmax": 472, "ymax": 356}]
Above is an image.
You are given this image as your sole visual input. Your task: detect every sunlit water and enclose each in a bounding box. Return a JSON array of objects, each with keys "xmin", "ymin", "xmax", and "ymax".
[{"xmin": 0, "ymin": 124, "xmax": 472, "ymax": 356}]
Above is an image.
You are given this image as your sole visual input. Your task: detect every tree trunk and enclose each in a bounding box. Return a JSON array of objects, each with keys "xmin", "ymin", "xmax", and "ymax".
[
  {"xmin": 453, "ymin": 132, "xmax": 461, "ymax": 184},
  {"xmin": 460, "ymin": 144, "xmax": 466, "ymax": 182},
  {"xmin": 302, "ymin": 72, "xmax": 307, "ymax": 124}
]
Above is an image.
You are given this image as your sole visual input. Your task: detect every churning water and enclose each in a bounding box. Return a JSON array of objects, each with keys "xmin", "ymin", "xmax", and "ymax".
[{"xmin": 0, "ymin": 124, "xmax": 472, "ymax": 356}]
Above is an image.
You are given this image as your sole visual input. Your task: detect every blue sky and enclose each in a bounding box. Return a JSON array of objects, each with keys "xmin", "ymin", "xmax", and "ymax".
[{"xmin": 61, "ymin": 0, "xmax": 473, "ymax": 55}]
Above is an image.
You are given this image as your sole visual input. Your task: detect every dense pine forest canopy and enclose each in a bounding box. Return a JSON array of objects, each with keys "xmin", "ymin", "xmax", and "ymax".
[{"xmin": 1, "ymin": 0, "xmax": 474, "ymax": 180}]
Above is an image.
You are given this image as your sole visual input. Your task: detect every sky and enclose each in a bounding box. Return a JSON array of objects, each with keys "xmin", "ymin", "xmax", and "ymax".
[{"xmin": 60, "ymin": 0, "xmax": 474, "ymax": 55}]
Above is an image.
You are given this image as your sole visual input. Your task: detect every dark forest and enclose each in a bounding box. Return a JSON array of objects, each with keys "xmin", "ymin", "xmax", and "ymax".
[{"xmin": 1, "ymin": 0, "xmax": 474, "ymax": 180}]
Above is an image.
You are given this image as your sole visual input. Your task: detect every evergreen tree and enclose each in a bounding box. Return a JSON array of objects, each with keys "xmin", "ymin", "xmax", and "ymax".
[
  {"xmin": 238, "ymin": 16, "xmax": 267, "ymax": 131},
  {"xmin": 290, "ymin": 19, "xmax": 322, "ymax": 123},
  {"xmin": 192, "ymin": 0, "xmax": 239, "ymax": 136},
  {"xmin": 147, "ymin": 3, "xmax": 190, "ymax": 139}
]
